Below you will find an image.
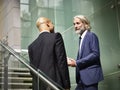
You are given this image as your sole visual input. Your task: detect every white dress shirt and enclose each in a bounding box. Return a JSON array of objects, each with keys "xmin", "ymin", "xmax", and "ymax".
[{"xmin": 80, "ymin": 30, "xmax": 88, "ymax": 51}]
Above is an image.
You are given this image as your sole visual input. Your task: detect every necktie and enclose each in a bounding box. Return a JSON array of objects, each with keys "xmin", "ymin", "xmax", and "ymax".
[
  {"xmin": 79, "ymin": 36, "xmax": 81, "ymax": 46},
  {"xmin": 77, "ymin": 37, "xmax": 81, "ymax": 59}
]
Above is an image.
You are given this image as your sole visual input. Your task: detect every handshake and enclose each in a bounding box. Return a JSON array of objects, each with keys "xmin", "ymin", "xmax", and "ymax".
[{"xmin": 67, "ymin": 57, "xmax": 76, "ymax": 67}]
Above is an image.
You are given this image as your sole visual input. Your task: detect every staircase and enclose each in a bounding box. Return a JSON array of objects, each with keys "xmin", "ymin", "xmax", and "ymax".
[
  {"xmin": 0, "ymin": 64, "xmax": 32, "ymax": 90},
  {"xmin": 0, "ymin": 44, "xmax": 61, "ymax": 90},
  {"xmin": 0, "ymin": 44, "xmax": 33, "ymax": 90},
  {"xmin": 0, "ymin": 43, "xmax": 32, "ymax": 90}
]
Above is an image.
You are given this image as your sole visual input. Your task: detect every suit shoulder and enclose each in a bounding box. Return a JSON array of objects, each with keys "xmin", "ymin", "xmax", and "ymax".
[
  {"xmin": 53, "ymin": 32, "xmax": 63, "ymax": 43},
  {"xmin": 28, "ymin": 37, "xmax": 39, "ymax": 49},
  {"xmin": 54, "ymin": 32, "xmax": 62, "ymax": 38},
  {"xmin": 88, "ymin": 31, "xmax": 95, "ymax": 35},
  {"xmin": 55, "ymin": 32, "xmax": 62, "ymax": 35},
  {"xmin": 88, "ymin": 31, "xmax": 98, "ymax": 38},
  {"xmin": 28, "ymin": 41, "xmax": 34, "ymax": 50}
]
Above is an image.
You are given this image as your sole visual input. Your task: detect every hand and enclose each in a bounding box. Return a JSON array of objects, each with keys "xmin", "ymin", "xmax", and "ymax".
[
  {"xmin": 67, "ymin": 57, "xmax": 72, "ymax": 66},
  {"xmin": 67, "ymin": 57, "xmax": 76, "ymax": 67}
]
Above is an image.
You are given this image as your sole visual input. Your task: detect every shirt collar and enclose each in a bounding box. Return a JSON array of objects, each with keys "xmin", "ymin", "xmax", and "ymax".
[
  {"xmin": 81, "ymin": 30, "xmax": 87, "ymax": 39},
  {"xmin": 40, "ymin": 30, "xmax": 50, "ymax": 34}
]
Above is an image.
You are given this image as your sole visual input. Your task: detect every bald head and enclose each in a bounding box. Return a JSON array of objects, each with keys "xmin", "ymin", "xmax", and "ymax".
[
  {"xmin": 36, "ymin": 17, "xmax": 50, "ymax": 28},
  {"xmin": 36, "ymin": 17, "xmax": 54, "ymax": 33}
]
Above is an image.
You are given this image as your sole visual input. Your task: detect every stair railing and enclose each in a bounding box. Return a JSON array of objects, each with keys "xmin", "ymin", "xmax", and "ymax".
[{"xmin": 0, "ymin": 41, "xmax": 64, "ymax": 90}]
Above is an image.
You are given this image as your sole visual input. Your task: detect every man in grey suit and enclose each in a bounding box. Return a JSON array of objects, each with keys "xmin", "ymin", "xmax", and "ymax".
[
  {"xmin": 67, "ymin": 15, "xmax": 104, "ymax": 90},
  {"xmin": 28, "ymin": 17, "xmax": 70, "ymax": 90}
]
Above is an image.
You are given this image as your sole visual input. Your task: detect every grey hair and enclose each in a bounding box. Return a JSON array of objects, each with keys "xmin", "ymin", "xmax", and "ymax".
[{"xmin": 74, "ymin": 15, "xmax": 91, "ymax": 30}]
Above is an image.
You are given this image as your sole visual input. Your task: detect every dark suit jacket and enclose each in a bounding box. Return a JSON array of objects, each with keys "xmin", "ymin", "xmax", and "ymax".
[
  {"xmin": 28, "ymin": 32, "xmax": 70, "ymax": 89},
  {"xmin": 76, "ymin": 31, "xmax": 104, "ymax": 85}
]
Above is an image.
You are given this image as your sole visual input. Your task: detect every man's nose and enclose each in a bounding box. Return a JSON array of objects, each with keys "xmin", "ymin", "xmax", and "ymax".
[
  {"xmin": 75, "ymin": 26, "xmax": 78, "ymax": 30},
  {"xmin": 74, "ymin": 24, "xmax": 77, "ymax": 27}
]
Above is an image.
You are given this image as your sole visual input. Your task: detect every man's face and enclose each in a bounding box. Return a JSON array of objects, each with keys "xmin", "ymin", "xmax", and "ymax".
[{"xmin": 73, "ymin": 18, "xmax": 85, "ymax": 35}]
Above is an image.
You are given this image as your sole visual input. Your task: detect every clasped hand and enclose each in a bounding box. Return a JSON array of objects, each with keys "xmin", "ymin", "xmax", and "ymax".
[{"xmin": 67, "ymin": 57, "xmax": 76, "ymax": 67}]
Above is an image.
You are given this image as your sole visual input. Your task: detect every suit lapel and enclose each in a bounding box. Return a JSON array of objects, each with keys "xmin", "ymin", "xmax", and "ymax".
[{"xmin": 80, "ymin": 31, "xmax": 89, "ymax": 58}]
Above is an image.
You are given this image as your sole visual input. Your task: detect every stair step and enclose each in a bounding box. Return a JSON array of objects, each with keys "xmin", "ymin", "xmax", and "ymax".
[
  {"xmin": 0, "ymin": 77, "xmax": 32, "ymax": 80},
  {"xmin": 0, "ymin": 72, "xmax": 31, "ymax": 76},
  {"xmin": 0, "ymin": 77, "xmax": 32, "ymax": 83},
  {"xmin": 0, "ymin": 72, "xmax": 31, "ymax": 78},
  {"xmin": 0, "ymin": 83, "xmax": 32, "ymax": 89},
  {"xmin": 0, "ymin": 67, "xmax": 30, "ymax": 71},
  {"xmin": 2, "ymin": 82, "xmax": 32, "ymax": 85},
  {"xmin": 9, "ymin": 68, "xmax": 30, "ymax": 72},
  {"xmin": 8, "ymin": 89, "xmax": 32, "ymax": 90}
]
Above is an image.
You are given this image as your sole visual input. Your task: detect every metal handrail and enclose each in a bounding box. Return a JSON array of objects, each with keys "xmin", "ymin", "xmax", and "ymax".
[{"xmin": 0, "ymin": 41, "xmax": 64, "ymax": 90}]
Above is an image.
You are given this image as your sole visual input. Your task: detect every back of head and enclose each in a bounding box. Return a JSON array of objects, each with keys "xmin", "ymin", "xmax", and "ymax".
[
  {"xmin": 36, "ymin": 17, "xmax": 54, "ymax": 33},
  {"xmin": 74, "ymin": 15, "xmax": 91, "ymax": 30},
  {"xmin": 36, "ymin": 17, "xmax": 50, "ymax": 29}
]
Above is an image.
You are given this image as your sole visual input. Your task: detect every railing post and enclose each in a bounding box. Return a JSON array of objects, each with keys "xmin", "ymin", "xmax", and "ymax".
[
  {"xmin": 3, "ymin": 49, "xmax": 10, "ymax": 90},
  {"xmin": 0, "ymin": 45, "xmax": 4, "ymax": 89},
  {"xmin": 0, "ymin": 36, "xmax": 10, "ymax": 90},
  {"xmin": 0, "ymin": 44, "xmax": 9, "ymax": 90}
]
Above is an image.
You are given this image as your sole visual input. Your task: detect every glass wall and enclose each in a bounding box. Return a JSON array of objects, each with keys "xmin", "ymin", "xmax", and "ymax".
[{"xmin": 21, "ymin": 0, "xmax": 120, "ymax": 90}]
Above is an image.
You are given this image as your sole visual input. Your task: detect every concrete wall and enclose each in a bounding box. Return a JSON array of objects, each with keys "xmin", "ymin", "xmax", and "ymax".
[{"xmin": 0, "ymin": 0, "xmax": 21, "ymax": 49}]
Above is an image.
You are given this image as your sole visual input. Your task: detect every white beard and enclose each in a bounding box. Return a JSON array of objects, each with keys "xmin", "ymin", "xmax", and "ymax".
[
  {"xmin": 75, "ymin": 30, "xmax": 81, "ymax": 34},
  {"xmin": 75, "ymin": 26, "xmax": 85, "ymax": 35}
]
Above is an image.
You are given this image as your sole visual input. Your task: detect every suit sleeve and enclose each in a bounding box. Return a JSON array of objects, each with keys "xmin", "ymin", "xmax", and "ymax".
[
  {"xmin": 28, "ymin": 46, "xmax": 33, "ymax": 65},
  {"xmin": 54, "ymin": 33, "xmax": 71, "ymax": 89},
  {"xmin": 28, "ymin": 45, "xmax": 35, "ymax": 75}
]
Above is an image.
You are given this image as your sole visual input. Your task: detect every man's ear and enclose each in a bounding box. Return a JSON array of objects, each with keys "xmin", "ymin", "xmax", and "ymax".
[{"xmin": 47, "ymin": 23, "xmax": 49, "ymax": 27}]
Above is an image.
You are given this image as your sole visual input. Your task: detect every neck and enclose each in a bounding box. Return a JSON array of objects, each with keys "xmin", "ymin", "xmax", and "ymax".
[{"xmin": 40, "ymin": 29, "xmax": 50, "ymax": 32}]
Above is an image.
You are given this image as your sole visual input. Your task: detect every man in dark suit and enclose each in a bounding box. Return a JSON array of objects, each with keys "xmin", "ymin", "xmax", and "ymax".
[
  {"xmin": 28, "ymin": 17, "xmax": 70, "ymax": 90},
  {"xmin": 67, "ymin": 15, "xmax": 104, "ymax": 90}
]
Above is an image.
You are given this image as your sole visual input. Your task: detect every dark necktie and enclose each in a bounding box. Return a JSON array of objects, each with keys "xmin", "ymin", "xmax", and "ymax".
[
  {"xmin": 77, "ymin": 36, "xmax": 81, "ymax": 59},
  {"xmin": 79, "ymin": 36, "xmax": 81, "ymax": 46}
]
